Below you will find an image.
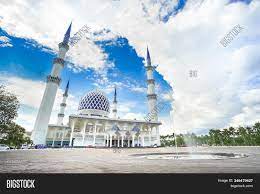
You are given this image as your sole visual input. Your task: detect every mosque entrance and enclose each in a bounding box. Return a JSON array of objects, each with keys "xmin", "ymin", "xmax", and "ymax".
[{"xmin": 106, "ymin": 140, "xmax": 133, "ymax": 147}]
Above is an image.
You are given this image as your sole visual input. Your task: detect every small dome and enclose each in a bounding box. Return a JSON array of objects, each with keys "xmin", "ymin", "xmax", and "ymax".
[
  {"xmin": 111, "ymin": 124, "xmax": 120, "ymax": 131},
  {"xmin": 78, "ymin": 90, "xmax": 110, "ymax": 117},
  {"xmin": 132, "ymin": 125, "xmax": 140, "ymax": 132}
]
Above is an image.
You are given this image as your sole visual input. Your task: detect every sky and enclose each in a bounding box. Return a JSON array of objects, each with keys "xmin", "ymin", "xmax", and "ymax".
[{"xmin": 0, "ymin": 0, "xmax": 259, "ymax": 135}]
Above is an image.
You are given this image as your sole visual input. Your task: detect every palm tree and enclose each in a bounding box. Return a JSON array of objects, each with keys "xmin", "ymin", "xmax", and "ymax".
[
  {"xmin": 228, "ymin": 127, "xmax": 236, "ymax": 146},
  {"xmin": 253, "ymin": 122, "xmax": 260, "ymax": 145},
  {"xmin": 222, "ymin": 128, "xmax": 230, "ymax": 146},
  {"xmin": 238, "ymin": 126, "xmax": 247, "ymax": 145}
]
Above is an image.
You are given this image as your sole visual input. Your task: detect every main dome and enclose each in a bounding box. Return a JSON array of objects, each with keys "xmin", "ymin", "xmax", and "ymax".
[{"xmin": 78, "ymin": 90, "xmax": 110, "ymax": 117}]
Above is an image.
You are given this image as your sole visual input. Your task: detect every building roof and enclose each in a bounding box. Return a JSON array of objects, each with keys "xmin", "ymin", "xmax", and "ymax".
[{"xmin": 69, "ymin": 114, "xmax": 161, "ymax": 125}]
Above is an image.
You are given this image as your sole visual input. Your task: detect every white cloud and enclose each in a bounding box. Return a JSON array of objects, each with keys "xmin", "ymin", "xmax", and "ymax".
[
  {"xmin": 122, "ymin": 112, "xmax": 145, "ymax": 120},
  {"xmin": 0, "ymin": 0, "xmax": 259, "ymax": 134},
  {"xmin": 229, "ymin": 88, "xmax": 260, "ymax": 127},
  {"xmin": 130, "ymin": 86, "xmax": 147, "ymax": 93},
  {"xmin": 0, "ymin": 73, "xmax": 79, "ymax": 131},
  {"xmin": 0, "ymin": 35, "xmax": 12, "ymax": 47},
  {"xmin": 0, "ymin": 36, "xmax": 10, "ymax": 43},
  {"xmin": 117, "ymin": 101, "xmax": 137, "ymax": 113},
  {"xmin": 15, "ymin": 111, "xmax": 36, "ymax": 132},
  {"xmin": 0, "ymin": 73, "xmax": 45, "ymax": 108}
]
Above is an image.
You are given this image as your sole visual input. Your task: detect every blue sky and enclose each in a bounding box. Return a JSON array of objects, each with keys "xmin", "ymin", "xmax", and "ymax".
[
  {"xmin": 0, "ymin": 26, "xmax": 173, "ymax": 133},
  {"xmin": 0, "ymin": 0, "xmax": 259, "ymax": 135}
]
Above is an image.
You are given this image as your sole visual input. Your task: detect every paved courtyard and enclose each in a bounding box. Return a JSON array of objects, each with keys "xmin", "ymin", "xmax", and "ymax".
[{"xmin": 0, "ymin": 146, "xmax": 259, "ymax": 173}]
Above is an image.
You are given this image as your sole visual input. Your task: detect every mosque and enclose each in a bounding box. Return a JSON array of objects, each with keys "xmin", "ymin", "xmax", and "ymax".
[{"xmin": 31, "ymin": 23, "xmax": 161, "ymax": 148}]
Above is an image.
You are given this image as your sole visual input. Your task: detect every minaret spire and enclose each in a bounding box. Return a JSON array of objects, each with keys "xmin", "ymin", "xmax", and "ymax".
[
  {"xmin": 113, "ymin": 86, "xmax": 117, "ymax": 103},
  {"xmin": 147, "ymin": 46, "xmax": 151, "ymax": 66},
  {"xmin": 32, "ymin": 23, "xmax": 71, "ymax": 145},
  {"xmin": 57, "ymin": 80, "xmax": 70, "ymax": 125},
  {"xmin": 63, "ymin": 22, "xmax": 72, "ymax": 45},
  {"xmin": 112, "ymin": 86, "xmax": 117, "ymax": 118},
  {"xmin": 64, "ymin": 80, "xmax": 70, "ymax": 97}
]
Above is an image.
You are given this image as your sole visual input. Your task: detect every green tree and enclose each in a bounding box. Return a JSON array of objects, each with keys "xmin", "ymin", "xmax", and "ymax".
[
  {"xmin": 0, "ymin": 85, "xmax": 31, "ymax": 147},
  {"xmin": 253, "ymin": 122, "xmax": 260, "ymax": 145},
  {"xmin": 222, "ymin": 128, "xmax": 231, "ymax": 145},
  {"xmin": 228, "ymin": 127, "xmax": 236, "ymax": 145},
  {"xmin": 238, "ymin": 126, "xmax": 247, "ymax": 145},
  {"xmin": 176, "ymin": 134, "xmax": 185, "ymax": 146},
  {"xmin": 209, "ymin": 129, "xmax": 223, "ymax": 146},
  {"xmin": 0, "ymin": 85, "xmax": 19, "ymax": 125},
  {"xmin": 0, "ymin": 122, "xmax": 32, "ymax": 148}
]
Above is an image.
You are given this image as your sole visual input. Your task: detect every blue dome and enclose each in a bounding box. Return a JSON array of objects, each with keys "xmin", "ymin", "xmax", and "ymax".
[
  {"xmin": 132, "ymin": 125, "xmax": 140, "ymax": 132},
  {"xmin": 78, "ymin": 90, "xmax": 110, "ymax": 116},
  {"xmin": 111, "ymin": 124, "xmax": 120, "ymax": 131}
]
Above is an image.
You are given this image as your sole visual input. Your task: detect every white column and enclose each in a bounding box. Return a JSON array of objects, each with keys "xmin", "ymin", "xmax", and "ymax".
[
  {"xmin": 132, "ymin": 135, "xmax": 135, "ymax": 147},
  {"xmin": 106, "ymin": 135, "xmax": 109, "ymax": 147},
  {"xmin": 128, "ymin": 139, "xmax": 130, "ymax": 147},
  {"xmin": 110, "ymin": 135, "xmax": 112, "ymax": 147},
  {"xmin": 156, "ymin": 126, "xmax": 160, "ymax": 146},
  {"xmin": 52, "ymin": 129, "xmax": 56, "ymax": 147},
  {"xmin": 117, "ymin": 136, "xmax": 120, "ymax": 147},
  {"xmin": 82, "ymin": 121, "xmax": 87, "ymax": 146},
  {"xmin": 61, "ymin": 130, "xmax": 64, "ymax": 147},
  {"xmin": 137, "ymin": 136, "xmax": 140, "ymax": 147},
  {"xmin": 121, "ymin": 136, "xmax": 124, "ymax": 147},
  {"xmin": 93, "ymin": 123, "xmax": 97, "ymax": 146},
  {"xmin": 149, "ymin": 128, "xmax": 152, "ymax": 146},
  {"xmin": 142, "ymin": 136, "xmax": 144, "ymax": 147},
  {"xmin": 69, "ymin": 120, "xmax": 75, "ymax": 146},
  {"xmin": 103, "ymin": 134, "xmax": 106, "ymax": 146}
]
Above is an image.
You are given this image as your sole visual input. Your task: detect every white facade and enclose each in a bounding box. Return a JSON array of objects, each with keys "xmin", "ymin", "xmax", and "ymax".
[
  {"xmin": 46, "ymin": 88, "xmax": 161, "ymax": 148},
  {"xmin": 47, "ymin": 115, "xmax": 160, "ymax": 147}
]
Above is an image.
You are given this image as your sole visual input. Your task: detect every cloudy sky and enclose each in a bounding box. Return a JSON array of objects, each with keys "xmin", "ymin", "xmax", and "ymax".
[{"xmin": 0, "ymin": 0, "xmax": 259, "ymax": 135}]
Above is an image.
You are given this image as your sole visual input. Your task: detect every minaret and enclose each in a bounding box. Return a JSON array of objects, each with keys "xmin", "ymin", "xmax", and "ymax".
[
  {"xmin": 32, "ymin": 22, "xmax": 72, "ymax": 145},
  {"xmin": 146, "ymin": 47, "xmax": 157, "ymax": 121},
  {"xmin": 57, "ymin": 80, "xmax": 69, "ymax": 125},
  {"xmin": 112, "ymin": 86, "xmax": 117, "ymax": 118},
  {"xmin": 145, "ymin": 47, "xmax": 160, "ymax": 145}
]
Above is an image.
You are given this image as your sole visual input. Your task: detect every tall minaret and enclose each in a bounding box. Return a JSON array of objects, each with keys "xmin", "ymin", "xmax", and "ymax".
[
  {"xmin": 146, "ymin": 47, "xmax": 157, "ymax": 121},
  {"xmin": 112, "ymin": 86, "xmax": 117, "ymax": 118},
  {"xmin": 57, "ymin": 80, "xmax": 69, "ymax": 125},
  {"xmin": 145, "ymin": 47, "xmax": 160, "ymax": 146},
  {"xmin": 32, "ymin": 23, "xmax": 72, "ymax": 145}
]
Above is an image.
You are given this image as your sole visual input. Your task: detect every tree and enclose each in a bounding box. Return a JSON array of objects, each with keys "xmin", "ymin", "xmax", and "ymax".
[
  {"xmin": 161, "ymin": 122, "xmax": 260, "ymax": 147},
  {"xmin": 176, "ymin": 134, "xmax": 185, "ymax": 146},
  {"xmin": 0, "ymin": 85, "xmax": 19, "ymax": 125},
  {"xmin": 253, "ymin": 122, "xmax": 260, "ymax": 145},
  {"xmin": 238, "ymin": 126, "xmax": 247, "ymax": 145},
  {"xmin": 0, "ymin": 85, "xmax": 31, "ymax": 147},
  {"xmin": 222, "ymin": 128, "xmax": 231, "ymax": 145},
  {"xmin": 228, "ymin": 127, "xmax": 236, "ymax": 145},
  {"xmin": 0, "ymin": 122, "xmax": 32, "ymax": 148}
]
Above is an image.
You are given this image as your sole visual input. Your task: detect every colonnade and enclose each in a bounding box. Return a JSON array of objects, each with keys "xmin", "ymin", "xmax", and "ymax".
[{"xmin": 68, "ymin": 118, "xmax": 159, "ymax": 147}]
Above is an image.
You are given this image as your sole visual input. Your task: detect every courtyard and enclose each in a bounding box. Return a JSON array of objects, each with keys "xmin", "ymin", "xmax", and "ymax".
[{"xmin": 0, "ymin": 146, "xmax": 259, "ymax": 173}]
